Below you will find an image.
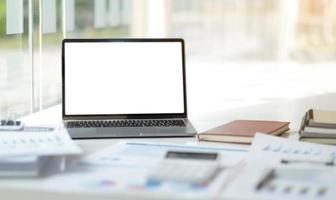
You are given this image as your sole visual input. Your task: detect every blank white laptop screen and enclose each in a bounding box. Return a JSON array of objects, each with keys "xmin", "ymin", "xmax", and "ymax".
[{"xmin": 64, "ymin": 41, "xmax": 185, "ymax": 115}]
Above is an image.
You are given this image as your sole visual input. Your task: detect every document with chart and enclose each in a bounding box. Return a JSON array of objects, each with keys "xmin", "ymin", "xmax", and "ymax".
[
  {"xmin": 0, "ymin": 128, "xmax": 82, "ymax": 156},
  {"xmin": 34, "ymin": 141, "xmax": 248, "ymax": 199},
  {"xmin": 221, "ymin": 133, "xmax": 336, "ymax": 200},
  {"xmin": 247, "ymin": 133, "xmax": 336, "ymax": 166},
  {"xmin": 222, "ymin": 165, "xmax": 336, "ymax": 200}
]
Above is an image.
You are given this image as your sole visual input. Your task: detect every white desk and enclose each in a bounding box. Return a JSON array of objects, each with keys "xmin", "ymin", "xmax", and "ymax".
[{"xmin": 1, "ymin": 93, "xmax": 336, "ymax": 199}]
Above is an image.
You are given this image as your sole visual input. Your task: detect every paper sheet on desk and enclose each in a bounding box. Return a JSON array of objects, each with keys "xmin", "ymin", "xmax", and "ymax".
[
  {"xmin": 80, "ymin": 141, "xmax": 248, "ymax": 168},
  {"xmin": 222, "ymin": 165, "xmax": 336, "ymax": 200},
  {"xmin": 221, "ymin": 133, "xmax": 336, "ymax": 200},
  {"xmin": 0, "ymin": 129, "xmax": 81, "ymax": 156},
  {"xmin": 36, "ymin": 141, "xmax": 248, "ymax": 199},
  {"xmin": 248, "ymin": 133, "xmax": 336, "ymax": 164},
  {"xmin": 38, "ymin": 166, "xmax": 234, "ymax": 200}
]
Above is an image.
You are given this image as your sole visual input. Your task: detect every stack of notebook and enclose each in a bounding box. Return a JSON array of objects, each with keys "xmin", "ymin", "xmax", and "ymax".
[{"xmin": 299, "ymin": 109, "xmax": 336, "ymax": 144}]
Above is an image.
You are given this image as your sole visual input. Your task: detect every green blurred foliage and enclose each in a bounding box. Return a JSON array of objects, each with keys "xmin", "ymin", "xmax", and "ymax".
[
  {"xmin": 0, "ymin": 0, "xmax": 129, "ymax": 49},
  {"xmin": 0, "ymin": 0, "xmax": 5, "ymax": 35}
]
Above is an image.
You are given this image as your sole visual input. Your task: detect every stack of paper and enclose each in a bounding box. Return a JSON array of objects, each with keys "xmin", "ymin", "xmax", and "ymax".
[
  {"xmin": 0, "ymin": 156, "xmax": 49, "ymax": 177},
  {"xmin": 0, "ymin": 128, "xmax": 81, "ymax": 177}
]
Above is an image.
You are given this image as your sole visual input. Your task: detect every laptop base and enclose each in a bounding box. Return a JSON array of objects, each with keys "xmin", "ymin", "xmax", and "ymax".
[{"xmin": 67, "ymin": 127, "xmax": 196, "ymax": 139}]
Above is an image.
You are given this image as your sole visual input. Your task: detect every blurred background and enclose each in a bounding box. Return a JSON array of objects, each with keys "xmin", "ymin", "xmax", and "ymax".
[{"xmin": 0, "ymin": 0, "xmax": 336, "ymax": 119}]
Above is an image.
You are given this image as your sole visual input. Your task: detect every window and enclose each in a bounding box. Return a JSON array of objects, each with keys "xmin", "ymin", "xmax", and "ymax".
[
  {"xmin": 1, "ymin": 0, "xmax": 335, "ymax": 119},
  {"xmin": 0, "ymin": 0, "xmax": 132, "ymax": 119},
  {"xmin": 167, "ymin": 0, "xmax": 336, "ymax": 115},
  {"xmin": 0, "ymin": 0, "xmax": 31, "ymax": 118}
]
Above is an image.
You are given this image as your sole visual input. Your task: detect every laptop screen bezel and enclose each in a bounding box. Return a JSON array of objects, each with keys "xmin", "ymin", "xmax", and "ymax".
[{"xmin": 62, "ymin": 38, "xmax": 188, "ymax": 120}]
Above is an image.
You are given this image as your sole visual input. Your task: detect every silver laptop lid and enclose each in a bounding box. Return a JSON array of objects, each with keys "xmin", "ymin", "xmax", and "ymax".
[{"xmin": 62, "ymin": 38, "xmax": 188, "ymax": 120}]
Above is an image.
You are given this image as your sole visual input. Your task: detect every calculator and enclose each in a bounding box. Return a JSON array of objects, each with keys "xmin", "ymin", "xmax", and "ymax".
[{"xmin": 147, "ymin": 151, "xmax": 221, "ymax": 184}]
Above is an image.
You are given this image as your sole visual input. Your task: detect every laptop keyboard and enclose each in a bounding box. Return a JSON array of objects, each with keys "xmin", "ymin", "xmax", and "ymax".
[{"xmin": 66, "ymin": 119, "xmax": 186, "ymax": 128}]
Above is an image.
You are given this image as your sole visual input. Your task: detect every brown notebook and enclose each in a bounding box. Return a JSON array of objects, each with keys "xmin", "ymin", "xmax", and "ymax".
[{"xmin": 197, "ymin": 120, "xmax": 290, "ymax": 144}]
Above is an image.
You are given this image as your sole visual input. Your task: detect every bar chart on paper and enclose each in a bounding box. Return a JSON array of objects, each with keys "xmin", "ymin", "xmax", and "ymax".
[
  {"xmin": 0, "ymin": 129, "xmax": 81, "ymax": 156},
  {"xmin": 250, "ymin": 133, "xmax": 336, "ymax": 159}
]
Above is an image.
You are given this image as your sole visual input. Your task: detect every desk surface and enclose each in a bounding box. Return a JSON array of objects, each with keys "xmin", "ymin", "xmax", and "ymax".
[{"xmin": 1, "ymin": 93, "xmax": 336, "ymax": 199}]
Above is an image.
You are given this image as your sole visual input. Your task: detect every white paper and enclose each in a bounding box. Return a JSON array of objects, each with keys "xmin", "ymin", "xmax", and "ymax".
[
  {"xmin": 0, "ymin": 129, "xmax": 81, "ymax": 157},
  {"xmin": 33, "ymin": 141, "xmax": 246, "ymax": 199},
  {"xmin": 38, "ymin": 167, "xmax": 233, "ymax": 199},
  {"xmin": 221, "ymin": 133, "xmax": 336, "ymax": 200},
  {"xmin": 251, "ymin": 133, "xmax": 336, "ymax": 156},
  {"xmin": 223, "ymin": 166, "xmax": 336, "ymax": 200},
  {"xmin": 248, "ymin": 133, "xmax": 336, "ymax": 166},
  {"xmin": 80, "ymin": 141, "xmax": 248, "ymax": 168}
]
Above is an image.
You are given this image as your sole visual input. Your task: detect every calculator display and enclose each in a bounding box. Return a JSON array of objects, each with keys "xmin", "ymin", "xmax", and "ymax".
[{"xmin": 166, "ymin": 151, "xmax": 218, "ymax": 160}]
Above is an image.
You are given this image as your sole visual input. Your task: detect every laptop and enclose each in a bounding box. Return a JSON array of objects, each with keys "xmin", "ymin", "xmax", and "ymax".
[{"xmin": 62, "ymin": 38, "xmax": 197, "ymax": 139}]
